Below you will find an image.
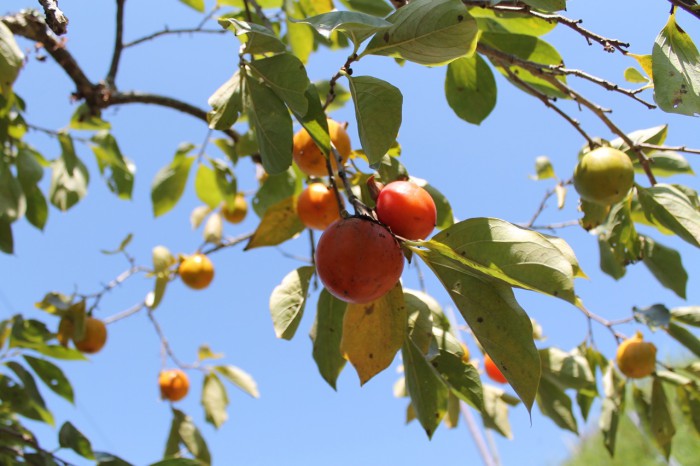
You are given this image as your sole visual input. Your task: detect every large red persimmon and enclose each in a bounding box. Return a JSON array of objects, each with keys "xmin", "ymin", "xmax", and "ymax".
[
  {"xmin": 375, "ymin": 180, "xmax": 437, "ymax": 240},
  {"xmin": 315, "ymin": 217, "xmax": 404, "ymax": 304}
]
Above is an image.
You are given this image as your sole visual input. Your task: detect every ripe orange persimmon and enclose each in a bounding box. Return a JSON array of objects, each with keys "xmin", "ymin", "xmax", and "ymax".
[
  {"xmin": 221, "ymin": 194, "xmax": 248, "ymax": 224},
  {"xmin": 376, "ymin": 180, "xmax": 437, "ymax": 240},
  {"xmin": 315, "ymin": 217, "xmax": 404, "ymax": 304},
  {"xmin": 616, "ymin": 331, "xmax": 657, "ymax": 379},
  {"xmin": 178, "ymin": 253, "xmax": 214, "ymax": 290},
  {"xmin": 297, "ymin": 183, "xmax": 342, "ymax": 230},
  {"xmin": 484, "ymin": 354, "xmax": 508, "ymax": 384},
  {"xmin": 73, "ymin": 317, "xmax": 108, "ymax": 354},
  {"xmin": 293, "ymin": 119, "xmax": 351, "ymax": 177},
  {"xmin": 159, "ymin": 369, "xmax": 190, "ymax": 402}
]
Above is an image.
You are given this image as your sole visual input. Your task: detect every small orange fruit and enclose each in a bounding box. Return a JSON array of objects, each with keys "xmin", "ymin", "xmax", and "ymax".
[
  {"xmin": 293, "ymin": 119, "xmax": 352, "ymax": 177},
  {"xmin": 178, "ymin": 253, "xmax": 214, "ymax": 290},
  {"xmin": 221, "ymin": 194, "xmax": 248, "ymax": 224},
  {"xmin": 375, "ymin": 180, "xmax": 437, "ymax": 240},
  {"xmin": 297, "ymin": 183, "xmax": 342, "ymax": 230},
  {"xmin": 616, "ymin": 331, "xmax": 657, "ymax": 379},
  {"xmin": 159, "ymin": 369, "xmax": 190, "ymax": 402},
  {"xmin": 484, "ymin": 354, "xmax": 508, "ymax": 384},
  {"xmin": 73, "ymin": 317, "xmax": 108, "ymax": 354}
]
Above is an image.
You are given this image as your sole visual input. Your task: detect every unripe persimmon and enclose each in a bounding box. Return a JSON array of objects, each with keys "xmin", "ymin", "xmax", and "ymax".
[
  {"xmin": 315, "ymin": 217, "xmax": 404, "ymax": 304},
  {"xmin": 221, "ymin": 194, "xmax": 248, "ymax": 224},
  {"xmin": 573, "ymin": 147, "xmax": 634, "ymax": 205},
  {"xmin": 376, "ymin": 180, "xmax": 437, "ymax": 240},
  {"xmin": 293, "ymin": 119, "xmax": 352, "ymax": 177},
  {"xmin": 73, "ymin": 317, "xmax": 108, "ymax": 354},
  {"xmin": 297, "ymin": 183, "xmax": 342, "ymax": 230},
  {"xmin": 159, "ymin": 369, "xmax": 190, "ymax": 402},
  {"xmin": 616, "ymin": 331, "xmax": 657, "ymax": 379},
  {"xmin": 484, "ymin": 354, "xmax": 507, "ymax": 384},
  {"xmin": 178, "ymin": 253, "xmax": 214, "ymax": 290}
]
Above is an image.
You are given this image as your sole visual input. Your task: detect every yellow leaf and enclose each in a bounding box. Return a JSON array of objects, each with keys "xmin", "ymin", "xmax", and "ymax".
[
  {"xmin": 629, "ymin": 53, "xmax": 653, "ymax": 81},
  {"xmin": 340, "ymin": 283, "xmax": 407, "ymax": 385}
]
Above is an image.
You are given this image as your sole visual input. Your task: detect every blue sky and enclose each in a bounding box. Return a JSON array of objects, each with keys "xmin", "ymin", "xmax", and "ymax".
[{"xmin": 2, "ymin": 0, "xmax": 700, "ymax": 465}]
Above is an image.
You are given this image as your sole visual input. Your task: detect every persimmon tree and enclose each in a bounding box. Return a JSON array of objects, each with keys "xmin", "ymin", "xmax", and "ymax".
[{"xmin": 1, "ymin": 0, "xmax": 700, "ymax": 464}]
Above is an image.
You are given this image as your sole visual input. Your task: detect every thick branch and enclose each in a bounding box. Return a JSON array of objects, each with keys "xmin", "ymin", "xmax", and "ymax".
[
  {"xmin": 106, "ymin": 0, "xmax": 126, "ymax": 87},
  {"xmin": 38, "ymin": 0, "xmax": 68, "ymax": 35},
  {"xmin": 3, "ymin": 11, "xmax": 97, "ymax": 103},
  {"xmin": 108, "ymin": 91, "xmax": 239, "ymax": 141}
]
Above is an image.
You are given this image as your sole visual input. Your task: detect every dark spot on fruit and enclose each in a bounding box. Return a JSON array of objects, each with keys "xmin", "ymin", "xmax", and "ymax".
[
  {"xmin": 368, "ymin": 353, "xmax": 374, "ymax": 359},
  {"xmin": 477, "ymin": 317, "xmax": 484, "ymax": 323},
  {"xmin": 365, "ymin": 305, "xmax": 375, "ymax": 315}
]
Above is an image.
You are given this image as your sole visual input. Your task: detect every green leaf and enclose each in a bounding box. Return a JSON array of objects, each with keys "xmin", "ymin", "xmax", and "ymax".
[
  {"xmin": 90, "ymin": 131, "xmax": 134, "ymax": 200},
  {"xmin": 221, "ymin": 18, "xmax": 286, "ymax": 54},
  {"xmin": 94, "ymin": 452, "xmax": 133, "ymax": 466},
  {"xmin": 482, "ymin": 32, "xmax": 568, "ymax": 99},
  {"xmin": 214, "ymin": 365, "xmax": 260, "ymax": 398},
  {"xmin": 69, "ymin": 104, "xmax": 111, "ymax": 130},
  {"xmin": 248, "ymin": 53, "xmax": 311, "ymax": 116},
  {"xmin": 293, "ymin": 11, "xmax": 391, "ymax": 51},
  {"xmin": 149, "ymin": 460, "xmax": 203, "ymax": 466},
  {"xmin": 0, "ymin": 218, "xmax": 12, "ymax": 254},
  {"xmin": 671, "ymin": 306, "xmax": 700, "ymax": 327},
  {"xmin": 641, "ymin": 151, "xmax": 694, "ymax": 177},
  {"xmin": 652, "ymin": 11, "xmax": 700, "ymax": 115},
  {"xmin": 469, "ymin": 7, "xmax": 556, "ymax": 36},
  {"xmin": 539, "ymin": 347, "xmax": 596, "ymax": 393},
  {"xmin": 197, "ymin": 345, "xmax": 223, "ymax": 362},
  {"xmin": 24, "ymin": 185, "xmax": 48, "ymax": 231},
  {"xmin": 6, "ymin": 361, "xmax": 54, "ymax": 425},
  {"xmin": 340, "ymin": 284, "xmax": 407, "ymax": 385},
  {"xmin": 0, "ymin": 22, "xmax": 24, "ymax": 94},
  {"xmin": 310, "ymin": 289, "xmax": 347, "ymax": 390},
  {"xmin": 293, "ymin": 84, "xmax": 331, "ymax": 158},
  {"xmin": 633, "ymin": 304, "xmax": 671, "ymax": 330},
  {"xmin": 338, "ymin": 0, "xmax": 393, "ymax": 17},
  {"xmin": 404, "ymin": 289, "xmax": 438, "ymax": 354},
  {"xmin": 201, "ymin": 373, "xmax": 228, "ymax": 429},
  {"xmin": 445, "ymin": 54, "xmax": 497, "ymax": 125},
  {"xmin": 624, "ymin": 67, "xmax": 649, "ymax": 83},
  {"xmin": 168, "ymin": 408, "xmax": 211, "ymax": 464},
  {"xmin": 637, "ymin": 183, "xmax": 700, "ymax": 248},
  {"xmin": 521, "ymin": 0, "xmax": 566, "ymax": 12},
  {"xmin": 150, "ymin": 144, "xmax": 195, "ymax": 217},
  {"xmin": 667, "ymin": 321, "xmax": 700, "ymax": 358},
  {"xmin": 245, "ymin": 195, "xmax": 304, "ymax": 249},
  {"xmin": 285, "ymin": 0, "xmax": 314, "ymax": 64},
  {"xmin": 415, "ymin": 246, "xmax": 540, "ymax": 412},
  {"xmin": 362, "ymin": 0, "xmax": 479, "ymax": 66},
  {"xmin": 401, "ymin": 337, "xmax": 449, "ymax": 438},
  {"xmin": 536, "ymin": 376, "xmax": 578, "ymax": 434},
  {"xmin": 58, "ymin": 422, "xmax": 94, "ymax": 459},
  {"xmin": 194, "ymin": 164, "xmax": 223, "ymax": 209},
  {"xmin": 641, "ymin": 236, "xmax": 687, "ymax": 298},
  {"xmin": 599, "ymin": 364, "xmax": 626, "ymax": 456},
  {"xmin": 268, "ymin": 266, "xmax": 315, "ymax": 340},
  {"xmin": 0, "ymin": 161, "xmax": 25, "ymax": 222},
  {"xmin": 677, "ymin": 386, "xmax": 700, "ymax": 437},
  {"xmin": 418, "ymin": 217, "xmax": 577, "ymax": 303},
  {"xmin": 49, "ymin": 135, "xmax": 90, "ymax": 212},
  {"xmin": 481, "ymin": 385, "xmax": 518, "ymax": 438},
  {"xmin": 16, "ymin": 146, "xmax": 45, "ymax": 188},
  {"xmin": 179, "ymin": 0, "xmax": 204, "ymax": 11},
  {"xmin": 531, "ymin": 155, "xmax": 555, "ymax": 180},
  {"xmin": 207, "ymin": 69, "xmax": 244, "ymax": 130},
  {"xmin": 650, "ymin": 377, "xmax": 676, "ymax": 459},
  {"xmin": 245, "ymin": 73, "xmax": 294, "ymax": 175},
  {"xmin": 429, "ymin": 342, "xmax": 483, "ymax": 410},
  {"xmin": 541, "ymin": 233, "xmax": 587, "ymax": 279},
  {"xmin": 347, "ymin": 75, "xmax": 402, "ymax": 165},
  {"xmin": 252, "ymin": 167, "xmax": 300, "ymax": 217},
  {"xmin": 23, "ymin": 355, "xmax": 74, "ymax": 404}
]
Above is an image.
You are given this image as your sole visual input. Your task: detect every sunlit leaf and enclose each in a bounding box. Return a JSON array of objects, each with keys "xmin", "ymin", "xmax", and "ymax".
[
  {"xmin": 293, "ymin": 11, "xmax": 391, "ymax": 50},
  {"xmin": 0, "ymin": 21, "xmax": 24, "ymax": 95},
  {"xmin": 151, "ymin": 144, "xmax": 195, "ymax": 217},
  {"xmin": 670, "ymin": 306, "xmax": 700, "ymax": 327},
  {"xmin": 220, "ymin": 18, "xmax": 286, "ymax": 54},
  {"xmin": 536, "ymin": 376, "xmax": 578, "ymax": 434},
  {"xmin": 58, "ymin": 421, "xmax": 94, "ymax": 459},
  {"xmin": 637, "ymin": 184, "xmax": 700, "ymax": 248},
  {"xmin": 650, "ymin": 377, "xmax": 676, "ymax": 459},
  {"xmin": 600, "ymin": 364, "xmax": 626, "ymax": 456},
  {"xmin": 207, "ymin": 69, "xmax": 244, "ymax": 130},
  {"xmin": 445, "ymin": 54, "xmax": 497, "ymax": 125},
  {"xmin": 641, "ymin": 236, "xmax": 687, "ymax": 298},
  {"xmin": 269, "ymin": 266, "xmax": 315, "ymax": 340},
  {"xmin": 24, "ymin": 355, "xmax": 74, "ymax": 404},
  {"xmin": 215, "ymin": 365, "xmax": 260, "ymax": 398},
  {"xmin": 245, "ymin": 196, "xmax": 304, "ymax": 249},
  {"xmin": 202, "ymin": 373, "xmax": 228, "ymax": 429},
  {"xmin": 248, "ymin": 53, "xmax": 310, "ymax": 116},
  {"xmin": 667, "ymin": 322, "xmax": 700, "ymax": 358},
  {"xmin": 340, "ymin": 284, "xmax": 406, "ymax": 385}
]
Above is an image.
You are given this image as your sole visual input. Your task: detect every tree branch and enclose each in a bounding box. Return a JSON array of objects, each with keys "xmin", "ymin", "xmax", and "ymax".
[
  {"xmin": 638, "ymin": 142, "xmax": 700, "ymax": 156},
  {"xmin": 123, "ymin": 27, "xmax": 226, "ymax": 48},
  {"xmin": 105, "ymin": 0, "xmax": 126, "ymax": 87},
  {"xmin": 38, "ymin": 0, "xmax": 68, "ymax": 35},
  {"xmin": 668, "ymin": 0, "xmax": 700, "ymax": 21}
]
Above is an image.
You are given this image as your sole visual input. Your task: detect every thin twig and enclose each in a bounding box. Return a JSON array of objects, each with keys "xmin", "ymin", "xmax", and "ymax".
[
  {"xmin": 526, "ymin": 187, "xmax": 557, "ymax": 228},
  {"xmin": 638, "ymin": 142, "xmax": 700, "ymax": 156},
  {"xmin": 529, "ymin": 220, "xmax": 580, "ymax": 231},
  {"xmin": 106, "ymin": 0, "xmax": 126, "ymax": 87},
  {"xmin": 147, "ymin": 308, "xmax": 203, "ymax": 370},
  {"xmin": 576, "ymin": 301, "xmax": 627, "ymax": 344},
  {"xmin": 83, "ymin": 265, "xmax": 149, "ymax": 312},
  {"xmin": 103, "ymin": 300, "xmax": 145, "ymax": 325},
  {"xmin": 201, "ymin": 231, "xmax": 254, "ymax": 255},
  {"xmin": 123, "ymin": 27, "xmax": 226, "ymax": 48},
  {"xmin": 322, "ymin": 54, "xmax": 358, "ymax": 111}
]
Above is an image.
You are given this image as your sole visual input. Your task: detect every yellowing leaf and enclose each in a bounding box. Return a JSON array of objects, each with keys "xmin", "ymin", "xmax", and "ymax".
[
  {"xmin": 245, "ymin": 196, "xmax": 304, "ymax": 249},
  {"xmin": 340, "ymin": 284, "xmax": 407, "ymax": 385}
]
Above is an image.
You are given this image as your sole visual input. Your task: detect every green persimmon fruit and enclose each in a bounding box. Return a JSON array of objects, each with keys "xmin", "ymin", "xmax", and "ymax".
[{"xmin": 573, "ymin": 147, "xmax": 634, "ymax": 205}]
